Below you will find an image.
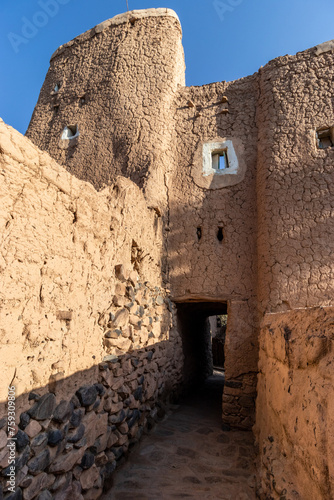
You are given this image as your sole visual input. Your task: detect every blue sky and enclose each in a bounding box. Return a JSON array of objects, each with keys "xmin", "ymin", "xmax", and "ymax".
[{"xmin": 0, "ymin": 0, "xmax": 333, "ymax": 134}]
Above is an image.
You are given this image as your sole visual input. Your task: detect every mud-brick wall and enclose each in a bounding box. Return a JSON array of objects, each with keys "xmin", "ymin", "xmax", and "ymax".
[
  {"xmin": 0, "ymin": 121, "xmax": 183, "ymax": 499},
  {"xmin": 169, "ymin": 79, "xmax": 259, "ymax": 429},
  {"xmin": 255, "ymin": 307, "xmax": 334, "ymax": 500},
  {"xmin": 255, "ymin": 43, "xmax": 334, "ymax": 500}
]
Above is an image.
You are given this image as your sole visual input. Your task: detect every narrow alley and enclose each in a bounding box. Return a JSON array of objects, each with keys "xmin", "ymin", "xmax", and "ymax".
[{"xmin": 102, "ymin": 372, "xmax": 257, "ymax": 500}]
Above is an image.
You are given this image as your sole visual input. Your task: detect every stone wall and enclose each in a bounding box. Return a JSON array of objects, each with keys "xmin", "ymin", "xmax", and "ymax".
[{"xmin": 0, "ymin": 120, "xmax": 183, "ymax": 498}]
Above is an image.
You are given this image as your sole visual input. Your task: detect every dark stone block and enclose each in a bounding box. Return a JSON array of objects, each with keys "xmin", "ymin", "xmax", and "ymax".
[
  {"xmin": 53, "ymin": 400, "xmax": 74, "ymax": 423},
  {"xmin": 131, "ymin": 358, "xmax": 139, "ymax": 368},
  {"xmin": 110, "ymin": 447, "xmax": 123, "ymax": 460},
  {"xmin": 102, "ymin": 460, "xmax": 116, "ymax": 479},
  {"xmin": 14, "ymin": 430, "xmax": 30, "ymax": 453},
  {"xmin": 67, "ymin": 423, "xmax": 85, "ymax": 443},
  {"xmin": 76, "ymin": 386, "xmax": 98, "ymax": 407},
  {"xmin": 80, "ymin": 451, "xmax": 95, "ymax": 469},
  {"xmin": 224, "ymin": 380, "xmax": 242, "ymax": 389},
  {"xmin": 19, "ymin": 413, "xmax": 30, "ymax": 430},
  {"xmin": 36, "ymin": 492, "xmax": 52, "ymax": 500},
  {"xmin": 47, "ymin": 429, "xmax": 63, "ymax": 446},
  {"xmin": 28, "ymin": 394, "xmax": 56, "ymax": 420},
  {"xmin": 15, "ymin": 445, "xmax": 31, "ymax": 471},
  {"xmin": 98, "ymin": 363, "xmax": 109, "ymax": 371},
  {"xmin": 71, "ymin": 394, "xmax": 81, "ymax": 409},
  {"xmin": 70, "ymin": 409, "xmax": 84, "ymax": 428},
  {"xmin": 28, "ymin": 392, "xmax": 40, "ymax": 402},
  {"xmin": 127, "ymin": 410, "xmax": 140, "ymax": 429},
  {"xmin": 108, "ymin": 410, "xmax": 125, "ymax": 425},
  {"xmin": 4, "ymin": 488, "xmax": 22, "ymax": 500},
  {"xmin": 94, "ymin": 383, "xmax": 105, "ymax": 396},
  {"xmin": 50, "ymin": 472, "xmax": 72, "ymax": 492},
  {"xmin": 137, "ymin": 375, "xmax": 144, "ymax": 385},
  {"xmin": 133, "ymin": 387, "xmax": 143, "ymax": 401},
  {"xmin": 27, "ymin": 448, "xmax": 51, "ymax": 475},
  {"xmin": 31, "ymin": 433, "xmax": 48, "ymax": 452},
  {"xmin": 147, "ymin": 351, "xmax": 154, "ymax": 360}
]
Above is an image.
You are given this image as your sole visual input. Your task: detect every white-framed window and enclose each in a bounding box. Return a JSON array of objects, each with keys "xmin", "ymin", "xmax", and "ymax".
[{"xmin": 202, "ymin": 140, "xmax": 239, "ymax": 177}]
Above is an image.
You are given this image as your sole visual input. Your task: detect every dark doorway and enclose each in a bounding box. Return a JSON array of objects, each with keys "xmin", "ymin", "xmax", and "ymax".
[{"xmin": 176, "ymin": 301, "xmax": 228, "ymax": 389}]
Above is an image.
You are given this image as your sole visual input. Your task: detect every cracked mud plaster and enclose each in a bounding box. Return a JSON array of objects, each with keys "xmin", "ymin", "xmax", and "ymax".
[
  {"xmin": 0, "ymin": 120, "xmax": 183, "ymax": 416},
  {"xmin": 1, "ymin": 8, "xmax": 334, "ymax": 499}
]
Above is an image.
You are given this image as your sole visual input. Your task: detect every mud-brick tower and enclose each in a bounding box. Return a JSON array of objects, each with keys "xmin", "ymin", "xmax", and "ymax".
[{"xmin": 27, "ymin": 9, "xmax": 185, "ymax": 210}]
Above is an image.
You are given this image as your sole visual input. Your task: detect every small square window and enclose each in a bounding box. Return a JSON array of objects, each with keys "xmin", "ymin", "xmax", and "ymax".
[
  {"xmin": 316, "ymin": 127, "xmax": 334, "ymax": 149},
  {"xmin": 212, "ymin": 150, "xmax": 229, "ymax": 170}
]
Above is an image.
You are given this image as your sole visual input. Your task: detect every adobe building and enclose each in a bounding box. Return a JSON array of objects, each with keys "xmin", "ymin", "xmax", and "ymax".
[{"xmin": 0, "ymin": 8, "xmax": 333, "ymax": 500}]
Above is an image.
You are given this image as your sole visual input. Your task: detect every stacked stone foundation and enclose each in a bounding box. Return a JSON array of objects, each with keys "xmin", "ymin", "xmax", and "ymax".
[{"xmin": 0, "ymin": 344, "xmax": 182, "ymax": 500}]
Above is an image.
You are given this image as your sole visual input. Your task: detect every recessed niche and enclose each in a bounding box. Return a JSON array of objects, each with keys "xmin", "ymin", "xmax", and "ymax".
[
  {"xmin": 217, "ymin": 227, "xmax": 224, "ymax": 242},
  {"xmin": 61, "ymin": 125, "xmax": 79, "ymax": 140},
  {"xmin": 80, "ymin": 95, "xmax": 86, "ymax": 105},
  {"xmin": 197, "ymin": 227, "xmax": 202, "ymax": 241},
  {"xmin": 316, "ymin": 127, "xmax": 334, "ymax": 149}
]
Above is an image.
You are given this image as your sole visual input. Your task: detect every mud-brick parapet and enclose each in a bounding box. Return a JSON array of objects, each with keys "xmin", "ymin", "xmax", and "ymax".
[{"xmin": 50, "ymin": 8, "xmax": 182, "ymax": 61}]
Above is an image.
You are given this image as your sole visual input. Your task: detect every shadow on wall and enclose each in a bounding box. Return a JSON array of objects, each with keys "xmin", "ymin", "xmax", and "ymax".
[{"xmin": 0, "ymin": 340, "xmax": 182, "ymax": 499}]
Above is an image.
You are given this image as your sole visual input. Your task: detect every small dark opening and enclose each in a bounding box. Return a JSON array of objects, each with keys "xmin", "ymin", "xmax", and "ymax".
[
  {"xmin": 80, "ymin": 95, "xmax": 86, "ymax": 105},
  {"xmin": 316, "ymin": 127, "xmax": 334, "ymax": 149},
  {"xmin": 196, "ymin": 227, "xmax": 202, "ymax": 241},
  {"xmin": 217, "ymin": 227, "xmax": 224, "ymax": 242},
  {"xmin": 53, "ymin": 105, "xmax": 59, "ymax": 113}
]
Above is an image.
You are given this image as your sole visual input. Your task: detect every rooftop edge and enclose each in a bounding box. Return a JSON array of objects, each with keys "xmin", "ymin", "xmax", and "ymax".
[{"xmin": 50, "ymin": 8, "xmax": 181, "ymax": 62}]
